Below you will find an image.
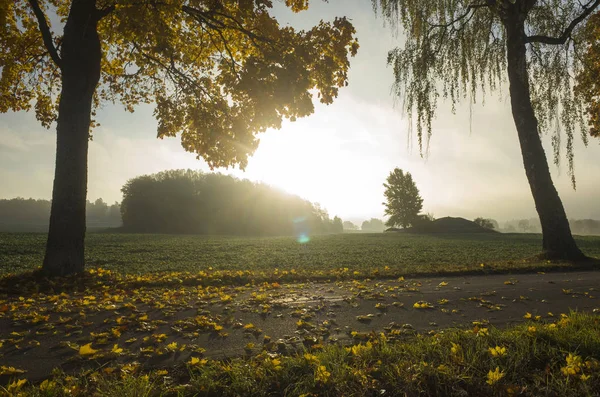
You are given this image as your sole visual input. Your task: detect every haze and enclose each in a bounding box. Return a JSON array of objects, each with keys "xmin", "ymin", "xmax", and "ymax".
[{"xmin": 1, "ymin": 0, "xmax": 599, "ymax": 224}]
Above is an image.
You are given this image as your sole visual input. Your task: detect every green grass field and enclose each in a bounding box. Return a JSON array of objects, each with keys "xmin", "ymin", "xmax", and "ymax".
[{"xmin": 1, "ymin": 232, "xmax": 599, "ymax": 277}]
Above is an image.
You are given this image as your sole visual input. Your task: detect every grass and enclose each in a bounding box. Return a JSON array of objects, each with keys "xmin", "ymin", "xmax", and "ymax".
[
  {"xmin": 1, "ymin": 232, "xmax": 600, "ymax": 395},
  {"xmin": 1, "ymin": 232, "xmax": 599, "ymax": 279},
  {"xmin": 6, "ymin": 312, "xmax": 600, "ymax": 396}
]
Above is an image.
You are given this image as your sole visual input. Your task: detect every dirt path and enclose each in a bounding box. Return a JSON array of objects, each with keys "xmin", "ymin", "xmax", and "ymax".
[{"xmin": 1, "ymin": 270, "xmax": 598, "ymax": 382}]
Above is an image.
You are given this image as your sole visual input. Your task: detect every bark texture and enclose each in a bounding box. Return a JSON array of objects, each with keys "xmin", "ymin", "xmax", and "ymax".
[
  {"xmin": 42, "ymin": 0, "xmax": 102, "ymax": 276},
  {"xmin": 502, "ymin": 3, "xmax": 585, "ymax": 261}
]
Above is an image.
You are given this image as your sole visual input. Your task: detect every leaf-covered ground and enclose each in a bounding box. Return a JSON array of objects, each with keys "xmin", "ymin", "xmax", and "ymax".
[
  {"xmin": 1, "ymin": 268, "xmax": 599, "ymax": 395},
  {"xmin": 1, "ymin": 232, "xmax": 600, "ymax": 276}
]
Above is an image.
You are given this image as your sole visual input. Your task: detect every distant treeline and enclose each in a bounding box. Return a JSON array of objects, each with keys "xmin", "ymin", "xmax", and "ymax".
[
  {"xmin": 0, "ymin": 198, "xmax": 121, "ymax": 232},
  {"xmin": 503, "ymin": 218, "xmax": 600, "ymax": 235},
  {"xmin": 121, "ymin": 169, "xmax": 344, "ymax": 236},
  {"xmin": 343, "ymin": 218, "xmax": 386, "ymax": 232}
]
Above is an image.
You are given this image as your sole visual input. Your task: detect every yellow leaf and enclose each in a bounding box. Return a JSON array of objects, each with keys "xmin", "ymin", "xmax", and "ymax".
[
  {"xmin": 488, "ymin": 346, "xmax": 507, "ymax": 357},
  {"xmin": 486, "ymin": 367, "xmax": 505, "ymax": 385},
  {"xmin": 111, "ymin": 344, "xmax": 123, "ymax": 354},
  {"xmin": 188, "ymin": 356, "xmax": 208, "ymax": 366},
  {"xmin": 39, "ymin": 379, "xmax": 57, "ymax": 391},
  {"xmin": 7, "ymin": 378, "xmax": 27, "ymax": 392},
  {"xmin": 153, "ymin": 334, "xmax": 167, "ymax": 342},
  {"xmin": 166, "ymin": 342, "xmax": 178, "ymax": 351},
  {"xmin": 79, "ymin": 343, "xmax": 98, "ymax": 356},
  {"xmin": 0, "ymin": 366, "xmax": 26, "ymax": 375},
  {"xmin": 315, "ymin": 365, "xmax": 331, "ymax": 383}
]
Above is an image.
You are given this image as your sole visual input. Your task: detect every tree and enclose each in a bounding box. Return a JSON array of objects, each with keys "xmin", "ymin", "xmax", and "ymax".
[
  {"xmin": 86, "ymin": 198, "xmax": 108, "ymax": 221},
  {"xmin": 518, "ymin": 219, "xmax": 530, "ymax": 233},
  {"xmin": 343, "ymin": 221, "xmax": 358, "ymax": 230},
  {"xmin": 373, "ymin": 1, "xmax": 596, "ymax": 260},
  {"xmin": 332, "ymin": 216, "xmax": 343, "ymax": 234},
  {"xmin": 361, "ymin": 220, "xmax": 370, "ymax": 231},
  {"xmin": 1, "ymin": 1, "xmax": 359, "ymax": 275},
  {"xmin": 570, "ymin": 219, "xmax": 600, "ymax": 235},
  {"xmin": 474, "ymin": 217, "xmax": 498, "ymax": 230},
  {"xmin": 0, "ymin": 198, "xmax": 52, "ymax": 232},
  {"xmin": 361, "ymin": 218, "xmax": 386, "ymax": 232},
  {"xmin": 383, "ymin": 168, "xmax": 423, "ymax": 228},
  {"xmin": 0, "ymin": 197, "xmax": 120, "ymax": 231},
  {"xmin": 107, "ymin": 202, "xmax": 121, "ymax": 226}
]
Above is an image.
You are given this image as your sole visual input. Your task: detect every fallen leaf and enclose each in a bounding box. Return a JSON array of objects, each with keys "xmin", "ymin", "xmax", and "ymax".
[{"xmin": 79, "ymin": 343, "xmax": 98, "ymax": 356}]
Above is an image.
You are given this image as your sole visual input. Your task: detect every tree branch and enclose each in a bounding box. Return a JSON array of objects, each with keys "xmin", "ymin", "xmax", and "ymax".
[
  {"xmin": 131, "ymin": 41, "xmax": 215, "ymax": 101},
  {"xmin": 526, "ymin": 0, "xmax": 600, "ymax": 44},
  {"xmin": 27, "ymin": 0, "xmax": 61, "ymax": 68},
  {"xmin": 182, "ymin": 5, "xmax": 272, "ymax": 45},
  {"xmin": 425, "ymin": 3, "xmax": 488, "ymax": 57},
  {"xmin": 96, "ymin": 5, "xmax": 115, "ymax": 20},
  {"xmin": 427, "ymin": 3, "xmax": 489, "ymax": 30}
]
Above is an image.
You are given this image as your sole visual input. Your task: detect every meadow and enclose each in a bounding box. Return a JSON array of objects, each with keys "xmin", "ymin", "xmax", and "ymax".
[
  {"xmin": 2, "ymin": 232, "xmax": 600, "ymax": 396},
  {"xmin": 1, "ymin": 231, "xmax": 599, "ymax": 278}
]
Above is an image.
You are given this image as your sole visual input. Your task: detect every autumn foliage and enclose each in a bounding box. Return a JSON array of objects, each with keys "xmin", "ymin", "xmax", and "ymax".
[{"xmin": 0, "ymin": 0, "xmax": 359, "ymax": 168}]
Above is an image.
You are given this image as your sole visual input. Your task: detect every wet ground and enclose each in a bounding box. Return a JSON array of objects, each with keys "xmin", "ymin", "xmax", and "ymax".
[{"xmin": 1, "ymin": 270, "xmax": 599, "ymax": 381}]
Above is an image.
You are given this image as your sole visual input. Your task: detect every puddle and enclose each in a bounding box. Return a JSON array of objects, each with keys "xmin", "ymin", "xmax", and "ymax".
[{"xmin": 271, "ymin": 293, "xmax": 345, "ymax": 305}]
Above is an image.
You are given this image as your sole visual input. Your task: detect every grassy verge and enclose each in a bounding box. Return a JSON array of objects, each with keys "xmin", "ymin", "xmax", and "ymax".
[{"xmin": 4, "ymin": 312, "xmax": 600, "ymax": 396}]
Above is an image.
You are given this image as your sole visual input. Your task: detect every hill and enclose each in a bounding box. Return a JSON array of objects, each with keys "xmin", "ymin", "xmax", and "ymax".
[{"xmin": 387, "ymin": 216, "xmax": 498, "ymax": 234}]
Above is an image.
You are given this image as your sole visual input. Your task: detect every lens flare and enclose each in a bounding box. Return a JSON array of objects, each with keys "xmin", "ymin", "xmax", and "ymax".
[
  {"xmin": 293, "ymin": 217, "xmax": 311, "ymax": 244},
  {"xmin": 297, "ymin": 233, "xmax": 310, "ymax": 244}
]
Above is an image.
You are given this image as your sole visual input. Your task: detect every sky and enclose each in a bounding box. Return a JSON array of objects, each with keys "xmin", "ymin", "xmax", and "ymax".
[{"xmin": 1, "ymin": 0, "xmax": 600, "ymax": 225}]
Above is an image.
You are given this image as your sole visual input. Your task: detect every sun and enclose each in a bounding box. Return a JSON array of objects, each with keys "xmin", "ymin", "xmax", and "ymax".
[
  {"xmin": 239, "ymin": 124, "xmax": 385, "ymax": 219},
  {"xmin": 243, "ymin": 127, "xmax": 331, "ymax": 198}
]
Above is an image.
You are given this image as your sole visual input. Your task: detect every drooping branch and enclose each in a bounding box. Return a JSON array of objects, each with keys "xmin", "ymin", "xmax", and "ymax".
[
  {"xmin": 427, "ymin": 3, "xmax": 489, "ymax": 30},
  {"xmin": 27, "ymin": 0, "xmax": 62, "ymax": 68},
  {"xmin": 525, "ymin": 0, "xmax": 600, "ymax": 44},
  {"xmin": 425, "ymin": 4, "xmax": 490, "ymax": 65}
]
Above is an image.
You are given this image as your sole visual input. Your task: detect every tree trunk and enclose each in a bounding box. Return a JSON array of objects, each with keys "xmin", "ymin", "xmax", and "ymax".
[
  {"xmin": 503, "ymin": 7, "xmax": 585, "ymax": 261},
  {"xmin": 42, "ymin": 0, "xmax": 102, "ymax": 276}
]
